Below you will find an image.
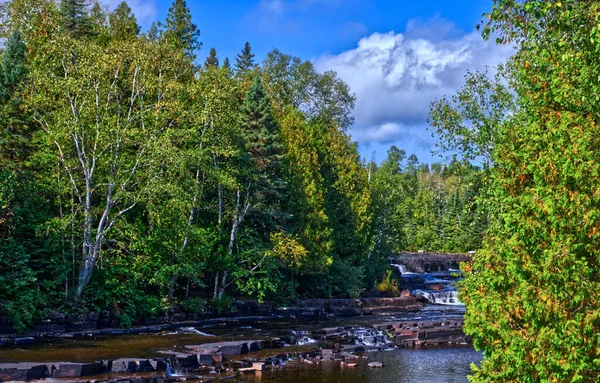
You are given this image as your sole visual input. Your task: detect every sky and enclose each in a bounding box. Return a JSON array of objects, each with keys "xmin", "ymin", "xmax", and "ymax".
[{"xmin": 106, "ymin": 0, "xmax": 514, "ymax": 164}]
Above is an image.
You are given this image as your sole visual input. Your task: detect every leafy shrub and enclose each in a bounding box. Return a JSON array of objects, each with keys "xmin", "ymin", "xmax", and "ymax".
[
  {"xmin": 375, "ymin": 269, "xmax": 399, "ymax": 296},
  {"xmin": 182, "ymin": 297, "xmax": 206, "ymax": 314},
  {"xmin": 210, "ymin": 295, "xmax": 234, "ymax": 316}
]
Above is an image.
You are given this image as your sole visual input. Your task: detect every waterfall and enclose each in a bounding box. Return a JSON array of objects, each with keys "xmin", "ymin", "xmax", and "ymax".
[
  {"xmin": 413, "ymin": 289, "xmax": 463, "ymax": 306},
  {"xmin": 392, "ymin": 263, "xmax": 416, "ymax": 275}
]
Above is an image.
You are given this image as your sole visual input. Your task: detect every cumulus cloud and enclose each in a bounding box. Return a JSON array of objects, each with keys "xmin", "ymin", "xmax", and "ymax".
[{"xmin": 314, "ymin": 20, "xmax": 513, "ymax": 154}]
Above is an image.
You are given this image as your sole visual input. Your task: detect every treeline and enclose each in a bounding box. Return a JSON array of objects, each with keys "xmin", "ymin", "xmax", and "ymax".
[
  {"xmin": 369, "ymin": 147, "xmax": 486, "ymax": 256},
  {"xmin": 0, "ymin": 0, "xmax": 485, "ymax": 331}
]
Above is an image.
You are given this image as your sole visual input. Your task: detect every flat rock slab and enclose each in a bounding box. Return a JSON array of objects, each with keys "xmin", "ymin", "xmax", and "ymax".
[
  {"xmin": 186, "ymin": 340, "xmax": 263, "ymax": 355},
  {"xmin": 110, "ymin": 358, "xmax": 155, "ymax": 373},
  {"xmin": 53, "ymin": 362, "xmax": 106, "ymax": 378},
  {"xmin": 0, "ymin": 364, "xmax": 49, "ymax": 381}
]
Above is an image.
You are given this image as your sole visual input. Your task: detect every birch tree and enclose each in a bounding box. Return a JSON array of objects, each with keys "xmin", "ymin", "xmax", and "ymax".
[{"xmin": 28, "ymin": 34, "xmax": 184, "ymax": 299}]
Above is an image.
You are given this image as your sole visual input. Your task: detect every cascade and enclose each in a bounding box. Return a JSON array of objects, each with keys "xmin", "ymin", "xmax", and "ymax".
[
  {"xmin": 392, "ymin": 263, "xmax": 416, "ymax": 275},
  {"xmin": 413, "ymin": 289, "xmax": 463, "ymax": 306}
]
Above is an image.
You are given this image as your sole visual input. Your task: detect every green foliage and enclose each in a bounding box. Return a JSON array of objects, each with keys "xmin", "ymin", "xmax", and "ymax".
[
  {"xmin": 235, "ymin": 42, "xmax": 255, "ymax": 77},
  {"xmin": 165, "ymin": 0, "xmax": 201, "ymax": 60},
  {"xmin": 375, "ymin": 269, "xmax": 399, "ymax": 297},
  {"xmin": 458, "ymin": 1, "xmax": 600, "ymax": 381},
  {"xmin": 210, "ymin": 296, "xmax": 234, "ymax": 316},
  {"xmin": 182, "ymin": 297, "xmax": 206, "ymax": 314},
  {"xmin": 204, "ymin": 47, "xmax": 218, "ymax": 68},
  {"xmin": 109, "ymin": 1, "xmax": 139, "ymax": 41},
  {"xmin": 370, "ymin": 147, "xmax": 486, "ymax": 260},
  {"xmin": 428, "ymin": 67, "xmax": 516, "ymax": 164},
  {"xmin": 0, "ymin": 0, "xmax": 378, "ymax": 331},
  {"xmin": 59, "ymin": 0, "xmax": 91, "ymax": 38}
]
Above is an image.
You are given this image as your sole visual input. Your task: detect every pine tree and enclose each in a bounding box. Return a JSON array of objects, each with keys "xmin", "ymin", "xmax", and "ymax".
[
  {"xmin": 0, "ymin": 29, "xmax": 28, "ymax": 167},
  {"xmin": 59, "ymin": 0, "xmax": 91, "ymax": 37},
  {"xmin": 204, "ymin": 47, "xmax": 218, "ymax": 68},
  {"xmin": 109, "ymin": 1, "xmax": 139, "ymax": 40},
  {"xmin": 89, "ymin": 2, "xmax": 109, "ymax": 42},
  {"xmin": 240, "ymin": 76, "xmax": 285, "ymax": 238},
  {"xmin": 165, "ymin": 0, "xmax": 201, "ymax": 60},
  {"xmin": 241, "ymin": 76, "xmax": 282, "ymax": 175},
  {"xmin": 222, "ymin": 57, "xmax": 230, "ymax": 70},
  {"xmin": 235, "ymin": 42, "xmax": 255, "ymax": 76}
]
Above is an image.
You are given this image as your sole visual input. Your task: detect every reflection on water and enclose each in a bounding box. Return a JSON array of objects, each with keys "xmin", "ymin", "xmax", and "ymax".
[{"xmin": 237, "ymin": 348, "xmax": 482, "ymax": 383}]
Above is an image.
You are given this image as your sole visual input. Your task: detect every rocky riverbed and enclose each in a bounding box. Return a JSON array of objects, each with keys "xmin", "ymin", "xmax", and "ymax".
[{"xmin": 0, "ymin": 254, "xmax": 474, "ymax": 382}]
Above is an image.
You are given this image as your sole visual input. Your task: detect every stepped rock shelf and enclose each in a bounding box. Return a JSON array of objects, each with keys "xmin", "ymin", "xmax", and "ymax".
[
  {"xmin": 0, "ymin": 318, "xmax": 470, "ymax": 382},
  {"xmin": 0, "ymin": 253, "xmax": 472, "ymax": 382}
]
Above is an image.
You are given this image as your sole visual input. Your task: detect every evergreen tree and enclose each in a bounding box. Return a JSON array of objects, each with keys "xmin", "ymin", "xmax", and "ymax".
[
  {"xmin": 89, "ymin": 2, "xmax": 110, "ymax": 42},
  {"xmin": 222, "ymin": 57, "xmax": 230, "ymax": 70},
  {"xmin": 240, "ymin": 76, "xmax": 285, "ymax": 237},
  {"xmin": 109, "ymin": 1, "xmax": 139, "ymax": 40},
  {"xmin": 59, "ymin": 0, "xmax": 91, "ymax": 37},
  {"xmin": 0, "ymin": 29, "xmax": 27, "ymax": 167},
  {"xmin": 241, "ymin": 76, "xmax": 282, "ymax": 176},
  {"xmin": 235, "ymin": 42, "xmax": 255, "ymax": 76},
  {"xmin": 165, "ymin": 0, "xmax": 201, "ymax": 60},
  {"xmin": 204, "ymin": 47, "xmax": 218, "ymax": 68}
]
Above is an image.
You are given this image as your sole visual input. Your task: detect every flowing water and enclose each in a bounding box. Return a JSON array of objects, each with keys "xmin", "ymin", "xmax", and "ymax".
[
  {"xmin": 0, "ymin": 266, "xmax": 479, "ymax": 381},
  {"xmin": 236, "ymin": 347, "xmax": 481, "ymax": 383}
]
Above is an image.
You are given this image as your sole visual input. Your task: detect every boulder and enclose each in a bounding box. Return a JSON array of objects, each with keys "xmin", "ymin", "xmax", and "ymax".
[{"xmin": 53, "ymin": 362, "xmax": 105, "ymax": 378}]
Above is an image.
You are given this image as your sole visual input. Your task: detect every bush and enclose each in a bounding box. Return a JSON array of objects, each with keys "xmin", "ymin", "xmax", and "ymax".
[
  {"xmin": 375, "ymin": 269, "xmax": 399, "ymax": 297},
  {"xmin": 182, "ymin": 297, "xmax": 206, "ymax": 314},
  {"xmin": 210, "ymin": 295, "xmax": 234, "ymax": 316}
]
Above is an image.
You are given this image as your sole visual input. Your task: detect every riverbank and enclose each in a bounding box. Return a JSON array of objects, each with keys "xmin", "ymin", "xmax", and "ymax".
[{"xmin": 0, "ymin": 303, "xmax": 469, "ymax": 382}]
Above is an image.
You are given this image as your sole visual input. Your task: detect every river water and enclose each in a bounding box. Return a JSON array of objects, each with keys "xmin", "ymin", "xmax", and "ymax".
[
  {"xmin": 0, "ymin": 264, "xmax": 481, "ymax": 381},
  {"xmin": 236, "ymin": 347, "xmax": 482, "ymax": 383}
]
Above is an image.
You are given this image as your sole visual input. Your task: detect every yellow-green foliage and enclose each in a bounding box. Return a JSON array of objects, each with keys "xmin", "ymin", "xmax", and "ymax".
[
  {"xmin": 460, "ymin": 1, "xmax": 600, "ymax": 381},
  {"xmin": 375, "ymin": 270, "xmax": 399, "ymax": 296}
]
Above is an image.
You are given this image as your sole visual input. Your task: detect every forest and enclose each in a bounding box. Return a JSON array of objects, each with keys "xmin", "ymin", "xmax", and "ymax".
[
  {"xmin": 0, "ymin": 0, "xmax": 486, "ymax": 331},
  {"xmin": 4, "ymin": 0, "xmax": 600, "ymax": 380}
]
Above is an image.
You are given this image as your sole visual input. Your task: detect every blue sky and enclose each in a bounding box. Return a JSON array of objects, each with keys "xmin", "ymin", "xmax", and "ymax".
[{"xmin": 108, "ymin": 0, "xmax": 513, "ymax": 164}]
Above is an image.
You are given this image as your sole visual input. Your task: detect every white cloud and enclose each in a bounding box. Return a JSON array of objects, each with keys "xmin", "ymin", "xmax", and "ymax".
[
  {"xmin": 103, "ymin": 0, "xmax": 157, "ymax": 26},
  {"xmin": 314, "ymin": 20, "xmax": 514, "ymax": 155}
]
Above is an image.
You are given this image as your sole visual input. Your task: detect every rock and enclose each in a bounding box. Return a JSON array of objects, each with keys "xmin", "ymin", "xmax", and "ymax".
[
  {"xmin": 14, "ymin": 336, "xmax": 35, "ymax": 345},
  {"xmin": 368, "ymin": 362, "xmax": 383, "ymax": 368},
  {"xmin": 53, "ymin": 362, "xmax": 106, "ymax": 378},
  {"xmin": 0, "ymin": 365, "xmax": 49, "ymax": 381},
  {"xmin": 252, "ymin": 362, "xmax": 265, "ymax": 371},
  {"xmin": 400, "ymin": 289, "xmax": 411, "ymax": 297},
  {"xmin": 110, "ymin": 359, "xmax": 155, "ymax": 373},
  {"xmin": 219, "ymin": 343, "xmax": 248, "ymax": 355},
  {"xmin": 320, "ymin": 349, "xmax": 333, "ymax": 359},
  {"xmin": 196, "ymin": 353, "xmax": 214, "ymax": 366}
]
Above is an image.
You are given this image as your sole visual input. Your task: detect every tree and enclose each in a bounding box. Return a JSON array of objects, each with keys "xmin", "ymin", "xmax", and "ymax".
[
  {"xmin": 0, "ymin": 29, "xmax": 28, "ymax": 166},
  {"xmin": 234, "ymin": 42, "xmax": 255, "ymax": 76},
  {"xmin": 109, "ymin": 1, "xmax": 139, "ymax": 40},
  {"xmin": 28, "ymin": 33, "xmax": 186, "ymax": 299},
  {"xmin": 262, "ymin": 49, "xmax": 355, "ymax": 129},
  {"xmin": 428, "ymin": 67, "xmax": 516, "ymax": 164},
  {"xmin": 460, "ymin": 1, "xmax": 600, "ymax": 381},
  {"xmin": 165, "ymin": 0, "xmax": 201, "ymax": 60},
  {"xmin": 222, "ymin": 57, "xmax": 230, "ymax": 70},
  {"xmin": 59, "ymin": 0, "xmax": 91, "ymax": 37},
  {"xmin": 204, "ymin": 47, "xmax": 218, "ymax": 68}
]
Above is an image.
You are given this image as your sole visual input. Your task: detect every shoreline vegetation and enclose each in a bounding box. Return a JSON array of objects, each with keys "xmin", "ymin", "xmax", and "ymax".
[{"xmin": 0, "ymin": 0, "xmax": 486, "ymax": 336}]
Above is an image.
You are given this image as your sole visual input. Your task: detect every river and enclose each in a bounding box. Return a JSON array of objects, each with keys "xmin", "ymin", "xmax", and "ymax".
[{"xmin": 236, "ymin": 347, "xmax": 481, "ymax": 383}]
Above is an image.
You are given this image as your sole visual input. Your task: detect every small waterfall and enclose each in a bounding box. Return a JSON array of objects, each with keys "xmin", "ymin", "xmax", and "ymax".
[
  {"xmin": 413, "ymin": 289, "xmax": 463, "ymax": 306},
  {"xmin": 392, "ymin": 263, "xmax": 416, "ymax": 275}
]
